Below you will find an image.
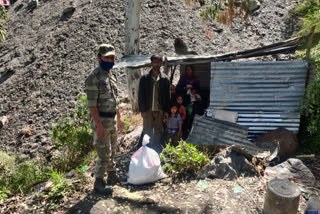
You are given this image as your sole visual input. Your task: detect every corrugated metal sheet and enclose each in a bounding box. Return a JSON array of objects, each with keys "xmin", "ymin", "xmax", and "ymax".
[
  {"xmin": 210, "ymin": 60, "xmax": 308, "ymax": 139},
  {"xmin": 114, "ymin": 38, "xmax": 300, "ymax": 69},
  {"xmin": 187, "ymin": 115, "xmax": 276, "ymax": 157}
]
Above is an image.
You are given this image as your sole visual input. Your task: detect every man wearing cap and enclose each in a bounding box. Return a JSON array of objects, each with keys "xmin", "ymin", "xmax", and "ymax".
[
  {"xmin": 138, "ymin": 55, "xmax": 170, "ymax": 152},
  {"xmin": 85, "ymin": 44, "xmax": 124, "ymax": 195}
]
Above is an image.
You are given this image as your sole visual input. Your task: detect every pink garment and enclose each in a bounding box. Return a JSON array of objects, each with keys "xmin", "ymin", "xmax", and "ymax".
[{"xmin": 178, "ymin": 105, "xmax": 186, "ymax": 121}]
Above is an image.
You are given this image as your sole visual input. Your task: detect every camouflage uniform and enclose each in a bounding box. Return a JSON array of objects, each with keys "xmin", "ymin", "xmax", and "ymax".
[{"xmin": 85, "ymin": 65, "xmax": 118, "ymax": 179}]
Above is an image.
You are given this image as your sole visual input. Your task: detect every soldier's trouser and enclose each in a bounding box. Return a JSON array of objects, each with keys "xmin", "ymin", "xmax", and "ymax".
[
  {"xmin": 141, "ymin": 111, "xmax": 164, "ymax": 152},
  {"xmin": 92, "ymin": 117, "xmax": 117, "ymax": 179}
]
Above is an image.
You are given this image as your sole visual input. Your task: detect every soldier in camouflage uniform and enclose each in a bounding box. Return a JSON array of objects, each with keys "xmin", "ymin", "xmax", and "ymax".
[{"xmin": 85, "ymin": 44, "xmax": 124, "ymax": 195}]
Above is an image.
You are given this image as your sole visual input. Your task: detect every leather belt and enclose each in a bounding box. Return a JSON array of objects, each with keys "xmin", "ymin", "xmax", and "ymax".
[{"xmin": 99, "ymin": 112, "xmax": 116, "ymax": 118}]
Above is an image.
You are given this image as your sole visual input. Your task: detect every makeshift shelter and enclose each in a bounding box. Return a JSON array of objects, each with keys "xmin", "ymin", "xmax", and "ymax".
[{"xmin": 116, "ymin": 37, "xmax": 309, "ymax": 140}]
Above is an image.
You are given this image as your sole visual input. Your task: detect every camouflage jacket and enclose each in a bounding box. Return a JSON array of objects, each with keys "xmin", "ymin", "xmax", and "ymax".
[{"xmin": 85, "ymin": 66, "xmax": 118, "ymax": 114}]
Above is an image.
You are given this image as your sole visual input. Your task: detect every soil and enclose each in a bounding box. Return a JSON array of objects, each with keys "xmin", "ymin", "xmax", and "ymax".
[{"xmin": 0, "ymin": 137, "xmax": 310, "ymax": 214}]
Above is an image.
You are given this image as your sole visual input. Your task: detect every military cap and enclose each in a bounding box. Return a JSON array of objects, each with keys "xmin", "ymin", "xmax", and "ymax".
[{"xmin": 98, "ymin": 44, "xmax": 115, "ymax": 56}]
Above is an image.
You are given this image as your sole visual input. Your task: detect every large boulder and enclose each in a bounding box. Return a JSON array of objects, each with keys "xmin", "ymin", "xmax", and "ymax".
[
  {"xmin": 254, "ymin": 128, "xmax": 299, "ymax": 157},
  {"xmin": 199, "ymin": 147, "xmax": 258, "ymax": 180},
  {"xmin": 264, "ymin": 158, "xmax": 317, "ymax": 187}
]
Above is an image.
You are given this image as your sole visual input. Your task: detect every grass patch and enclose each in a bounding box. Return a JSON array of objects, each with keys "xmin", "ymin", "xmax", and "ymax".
[
  {"xmin": 122, "ymin": 115, "xmax": 139, "ymax": 133},
  {"xmin": 0, "ymin": 152, "xmax": 50, "ymax": 202}
]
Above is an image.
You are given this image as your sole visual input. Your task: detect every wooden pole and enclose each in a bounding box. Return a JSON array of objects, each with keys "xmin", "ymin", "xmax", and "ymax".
[{"xmin": 125, "ymin": 0, "xmax": 141, "ymax": 112}]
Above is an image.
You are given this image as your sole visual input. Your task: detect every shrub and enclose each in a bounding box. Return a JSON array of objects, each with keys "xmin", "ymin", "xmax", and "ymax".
[
  {"xmin": 160, "ymin": 140, "xmax": 210, "ymax": 178},
  {"xmin": 51, "ymin": 95, "xmax": 93, "ymax": 172},
  {"xmin": 298, "ymin": 45, "xmax": 320, "ymax": 153}
]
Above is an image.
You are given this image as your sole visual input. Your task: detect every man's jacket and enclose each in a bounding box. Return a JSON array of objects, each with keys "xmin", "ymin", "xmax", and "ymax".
[{"xmin": 138, "ymin": 70, "xmax": 170, "ymax": 113}]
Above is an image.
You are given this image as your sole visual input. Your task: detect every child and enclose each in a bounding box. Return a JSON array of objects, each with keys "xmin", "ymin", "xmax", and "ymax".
[
  {"xmin": 176, "ymin": 95, "xmax": 186, "ymax": 121},
  {"xmin": 186, "ymin": 87, "xmax": 202, "ymax": 116},
  {"xmin": 164, "ymin": 104, "xmax": 183, "ymax": 146},
  {"xmin": 176, "ymin": 95, "xmax": 188, "ymax": 139}
]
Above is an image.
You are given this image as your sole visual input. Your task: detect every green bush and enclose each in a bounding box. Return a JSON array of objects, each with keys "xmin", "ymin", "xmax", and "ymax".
[
  {"xmin": 52, "ymin": 95, "xmax": 93, "ymax": 172},
  {"xmin": 0, "ymin": 152, "xmax": 50, "ymax": 202},
  {"xmin": 160, "ymin": 140, "xmax": 210, "ymax": 178},
  {"xmin": 298, "ymin": 45, "xmax": 320, "ymax": 153}
]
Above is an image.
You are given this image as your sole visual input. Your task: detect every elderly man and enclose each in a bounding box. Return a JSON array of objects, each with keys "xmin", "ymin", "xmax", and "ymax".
[
  {"xmin": 85, "ymin": 44, "xmax": 123, "ymax": 195},
  {"xmin": 138, "ymin": 55, "xmax": 170, "ymax": 152}
]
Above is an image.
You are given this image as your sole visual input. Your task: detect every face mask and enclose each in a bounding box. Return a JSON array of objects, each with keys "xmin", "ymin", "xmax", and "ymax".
[{"xmin": 100, "ymin": 60, "xmax": 114, "ymax": 71}]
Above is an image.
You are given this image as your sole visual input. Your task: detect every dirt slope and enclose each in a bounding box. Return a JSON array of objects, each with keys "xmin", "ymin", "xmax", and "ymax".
[{"xmin": 0, "ymin": 0, "xmax": 296, "ymax": 157}]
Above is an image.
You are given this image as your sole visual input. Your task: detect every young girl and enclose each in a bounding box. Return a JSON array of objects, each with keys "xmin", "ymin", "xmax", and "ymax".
[
  {"xmin": 176, "ymin": 95, "xmax": 186, "ymax": 121},
  {"xmin": 164, "ymin": 104, "xmax": 182, "ymax": 146}
]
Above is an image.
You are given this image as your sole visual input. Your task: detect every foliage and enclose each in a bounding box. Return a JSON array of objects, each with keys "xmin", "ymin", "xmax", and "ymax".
[
  {"xmin": 297, "ymin": 44, "xmax": 320, "ymax": 153},
  {"xmin": 192, "ymin": 0, "xmax": 254, "ymax": 25},
  {"xmin": 122, "ymin": 115, "xmax": 138, "ymax": 133},
  {"xmin": 81, "ymin": 150, "xmax": 97, "ymax": 166},
  {"xmin": 0, "ymin": 5, "xmax": 8, "ymax": 42},
  {"xmin": 293, "ymin": 0, "xmax": 320, "ymax": 41},
  {"xmin": 0, "ymin": 96, "xmax": 93, "ymax": 203},
  {"xmin": 43, "ymin": 170, "xmax": 73, "ymax": 205},
  {"xmin": 160, "ymin": 140, "xmax": 210, "ymax": 178},
  {"xmin": 292, "ymin": 0, "xmax": 320, "ymax": 154},
  {"xmin": 51, "ymin": 94, "xmax": 93, "ymax": 172},
  {"xmin": 0, "ymin": 152, "xmax": 50, "ymax": 202}
]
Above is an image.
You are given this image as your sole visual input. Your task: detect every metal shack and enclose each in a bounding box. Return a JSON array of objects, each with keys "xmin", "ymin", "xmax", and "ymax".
[{"xmin": 115, "ymin": 38, "xmax": 309, "ymax": 140}]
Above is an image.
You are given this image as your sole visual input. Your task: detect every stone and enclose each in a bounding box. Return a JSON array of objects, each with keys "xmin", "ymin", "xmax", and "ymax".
[
  {"xmin": 254, "ymin": 127, "xmax": 299, "ymax": 156},
  {"xmin": 199, "ymin": 147, "xmax": 258, "ymax": 180},
  {"xmin": 124, "ymin": 126, "xmax": 143, "ymax": 143},
  {"xmin": 264, "ymin": 158, "xmax": 317, "ymax": 187},
  {"xmin": 66, "ymin": 169, "xmax": 76, "ymax": 178},
  {"xmin": 0, "ymin": 116, "xmax": 9, "ymax": 129},
  {"xmin": 244, "ymin": 0, "xmax": 261, "ymax": 13}
]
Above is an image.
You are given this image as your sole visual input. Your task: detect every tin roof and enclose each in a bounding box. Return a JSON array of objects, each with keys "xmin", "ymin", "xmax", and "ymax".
[{"xmin": 113, "ymin": 38, "xmax": 300, "ymax": 69}]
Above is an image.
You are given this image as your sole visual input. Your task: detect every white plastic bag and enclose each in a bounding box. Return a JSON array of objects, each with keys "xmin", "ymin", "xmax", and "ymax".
[{"xmin": 127, "ymin": 135, "xmax": 167, "ymax": 185}]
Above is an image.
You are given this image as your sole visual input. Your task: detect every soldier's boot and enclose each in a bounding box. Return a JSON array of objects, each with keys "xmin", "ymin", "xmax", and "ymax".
[
  {"xmin": 107, "ymin": 171, "xmax": 120, "ymax": 185},
  {"xmin": 94, "ymin": 178, "xmax": 113, "ymax": 195}
]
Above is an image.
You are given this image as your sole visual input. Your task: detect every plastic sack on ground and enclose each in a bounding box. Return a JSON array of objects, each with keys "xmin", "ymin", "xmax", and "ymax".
[{"xmin": 127, "ymin": 134, "xmax": 167, "ymax": 185}]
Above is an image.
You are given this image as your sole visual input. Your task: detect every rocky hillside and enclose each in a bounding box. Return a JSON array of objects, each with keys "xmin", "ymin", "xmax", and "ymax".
[{"xmin": 0, "ymin": 0, "xmax": 297, "ymax": 157}]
